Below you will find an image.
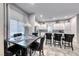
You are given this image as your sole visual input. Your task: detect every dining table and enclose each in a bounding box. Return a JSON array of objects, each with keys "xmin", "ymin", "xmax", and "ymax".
[{"xmin": 7, "ymin": 35, "xmax": 41, "ymax": 56}]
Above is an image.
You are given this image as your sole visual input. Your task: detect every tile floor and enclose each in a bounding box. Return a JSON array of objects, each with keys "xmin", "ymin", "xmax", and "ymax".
[{"xmin": 32, "ymin": 40, "xmax": 79, "ymax": 56}]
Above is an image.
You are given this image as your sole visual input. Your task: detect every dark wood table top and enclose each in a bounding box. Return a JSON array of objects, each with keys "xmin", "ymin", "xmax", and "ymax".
[{"xmin": 8, "ymin": 35, "xmax": 41, "ymax": 48}]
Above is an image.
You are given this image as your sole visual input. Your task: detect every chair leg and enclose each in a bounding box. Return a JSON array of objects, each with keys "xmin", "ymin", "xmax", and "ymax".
[
  {"xmin": 50, "ymin": 39, "xmax": 52, "ymax": 46},
  {"xmin": 53, "ymin": 40, "xmax": 56, "ymax": 46},
  {"xmin": 39, "ymin": 50, "xmax": 44, "ymax": 56},
  {"xmin": 62, "ymin": 40, "xmax": 63, "ymax": 45},
  {"xmin": 60, "ymin": 42, "xmax": 62, "ymax": 48},
  {"xmin": 68, "ymin": 43, "xmax": 70, "ymax": 47},
  {"xmin": 71, "ymin": 42, "xmax": 73, "ymax": 51},
  {"xmin": 53, "ymin": 40, "xmax": 55, "ymax": 46},
  {"xmin": 64, "ymin": 42, "xmax": 66, "ymax": 49},
  {"xmin": 16, "ymin": 50, "xmax": 20, "ymax": 56},
  {"xmin": 46, "ymin": 39, "xmax": 47, "ymax": 44},
  {"xmin": 54, "ymin": 40, "xmax": 56, "ymax": 47},
  {"xmin": 39, "ymin": 51, "xmax": 41, "ymax": 56},
  {"xmin": 41, "ymin": 50, "xmax": 44, "ymax": 56},
  {"xmin": 30, "ymin": 49, "xmax": 32, "ymax": 56},
  {"xmin": 21, "ymin": 48, "xmax": 28, "ymax": 56}
]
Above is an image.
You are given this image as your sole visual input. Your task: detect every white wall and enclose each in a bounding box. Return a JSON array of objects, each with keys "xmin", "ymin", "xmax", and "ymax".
[
  {"xmin": 70, "ymin": 16, "xmax": 77, "ymax": 44},
  {"xmin": 53, "ymin": 23, "xmax": 65, "ymax": 30},
  {"xmin": 0, "ymin": 3, "xmax": 4, "ymax": 56},
  {"xmin": 77, "ymin": 14, "xmax": 79, "ymax": 43},
  {"xmin": 39, "ymin": 24, "xmax": 47, "ymax": 30},
  {"xmin": 64, "ymin": 22, "xmax": 71, "ymax": 33}
]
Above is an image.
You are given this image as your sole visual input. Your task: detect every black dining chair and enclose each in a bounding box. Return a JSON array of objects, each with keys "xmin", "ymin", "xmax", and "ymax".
[
  {"xmin": 4, "ymin": 39, "xmax": 23, "ymax": 56},
  {"xmin": 45, "ymin": 33, "xmax": 52, "ymax": 46},
  {"xmin": 4, "ymin": 33, "xmax": 23, "ymax": 56},
  {"xmin": 62, "ymin": 34, "xmax": 74, "ymax": 51},
  {"xmin": 13, "ymin": 33, "xmax": 22, "ymax": 40},
  {"xmin": 4, "ymin": 40, "xmax": 13, "ymax": 56},
  {"xmin": 53, "ymin": 33, "xmax": 62, "ymax": 48},
  {"xmin": 32, "ymin": 33, "xmax": 38, "ymax": 36},
  {"xmin": 29, "ymin": 36, "xmax": 45, "ymax": 56}
]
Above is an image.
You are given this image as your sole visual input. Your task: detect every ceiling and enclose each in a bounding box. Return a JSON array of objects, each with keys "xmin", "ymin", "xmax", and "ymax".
[{"xmin": 14, "ymin": 3, "xmax": 79, "ymax": 20}]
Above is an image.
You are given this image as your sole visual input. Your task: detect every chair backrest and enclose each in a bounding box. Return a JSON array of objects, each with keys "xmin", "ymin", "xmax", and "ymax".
[
  {"xmin": 32, "ymin": 33, "xmax": 38, "ymax": 36},
  {"xmin": 54, "ymin": 33, "xmax": 62, "ymax": 41},
  {"xmin": 45, "ymin": 33, "xmax": 52, "ymax": 40},
  {"xmin": 13, "ymin": 33, "xmax": 22, "ymax": 40},
  {"xmin": 13, "ymin": 33, "xmax": 22, "ymax": 37},
  {"xmin": 39, "ymin": 36, "xmax": 45, "ymax": 50},
  {"xmin": 64, "ymin": 34, "xmax": 74, "ymax": 42}
]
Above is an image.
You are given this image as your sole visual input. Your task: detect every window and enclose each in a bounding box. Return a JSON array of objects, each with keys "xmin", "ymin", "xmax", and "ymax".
[{"xmin": 9, "ymin": 18, "xmax": 24, "ymax": 38}]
